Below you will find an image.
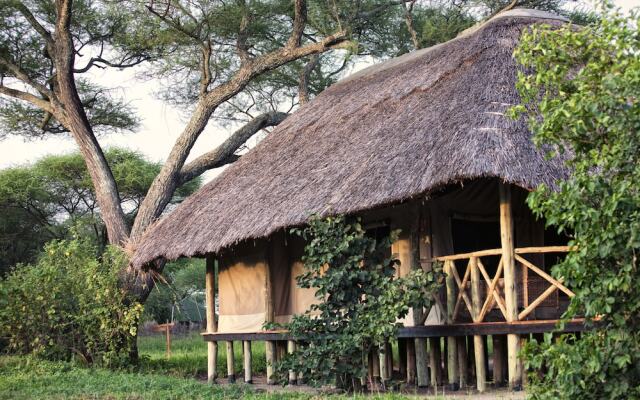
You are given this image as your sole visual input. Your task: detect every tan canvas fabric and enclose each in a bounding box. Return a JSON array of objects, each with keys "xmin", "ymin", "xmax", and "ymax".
[
  {"xmin": 216, "ymin": 180, "xmax": 543, "ymax": 332},
  {"xmin": 217, "ymin": 241, "xmax": 268, "ymax": 332}
]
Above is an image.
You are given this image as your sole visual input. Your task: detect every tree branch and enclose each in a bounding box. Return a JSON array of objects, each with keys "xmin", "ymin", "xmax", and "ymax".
[
  {"xmin": 178, "ymin": 111, "xmax": 288, "ymax": 184},
  {"xmin": 0, "ymin": 56, "xmax": 55, "ymax": 99},
  {"xmin": 13, "ymin": 1, "xmax": 54, "ymax": 46},
  {"xmin": 0, "ymin": 85, "xmax": 53, "ymax": 113},
  {"xmin": 73, "ymin": 55, "xmax": 149, "ymax": 74},
  {"xmin": 298, "ymin": 54, "xmax": 320, "ymax": 105},
  {"xmin": 286, "ymin": 0, "xmax": 307, "ymax": 48},
  {"xmin": 403, "ymin": 0, "xmax": 420, "ymax": 50}
]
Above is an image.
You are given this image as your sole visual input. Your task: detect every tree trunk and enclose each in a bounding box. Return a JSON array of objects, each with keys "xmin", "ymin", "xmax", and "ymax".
[{"xmin": 53, "ymin": 0, "xmax": 129, "ymax": 246}]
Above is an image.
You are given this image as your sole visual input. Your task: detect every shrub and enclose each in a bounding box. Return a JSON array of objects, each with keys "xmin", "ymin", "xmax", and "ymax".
[
  {"xmin": 0, "ymin": 238, "xmax": 143, "ymax": 367},
  {"xmin": 271, "ymin": 216, "xmax": 444, "ymax": 391},
  {"xmin": 512, "ymin": 4, "xmax": 640, "ymax": 399}
]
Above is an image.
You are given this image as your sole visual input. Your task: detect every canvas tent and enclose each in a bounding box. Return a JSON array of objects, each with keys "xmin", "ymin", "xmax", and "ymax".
[{"xmin": 131, "ymin": 9, "xmax": 577, "ymax": 389}]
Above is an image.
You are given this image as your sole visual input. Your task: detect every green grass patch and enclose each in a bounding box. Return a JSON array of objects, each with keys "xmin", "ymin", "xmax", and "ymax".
[
  {"xmin": 0, "ymin": 334, "xmax": 459, "ymax": 399},
  {"xmin": 137, "ymin": 333, "xmax": 266, "ymax": 378}
]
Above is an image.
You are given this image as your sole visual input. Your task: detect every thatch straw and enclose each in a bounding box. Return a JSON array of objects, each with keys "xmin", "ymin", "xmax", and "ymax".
[{"xmin": 132, "ymin": 10, "xmax": 569, "ymax": 268}]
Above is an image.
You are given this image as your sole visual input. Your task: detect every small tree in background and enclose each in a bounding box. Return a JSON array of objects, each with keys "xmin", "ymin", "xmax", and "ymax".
[
  {"xmin": 511, "ymin": 4, "xmax": 640, "ymax": 399},
  {"xmin": 270, "ymin": 216, "xmax": 443, "ymax": 392}
]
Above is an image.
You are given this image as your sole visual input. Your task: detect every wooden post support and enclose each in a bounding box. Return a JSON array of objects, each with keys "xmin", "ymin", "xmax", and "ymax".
[
  {"xmin": 205, "ymin": 256, "xmax": 218, "ymax": 384},
  {"xmin": 445, "ymin": 261, "xmax": 459, "ymax": 390},
  {"xmin": 406, "ymin": 339, "xmax": 416, "ymax": 385},
  {"xmin": 493, "ymin": 335, "xmax": 507, "ymax": 386},
  {"xmin": 379, "ymin": 343, "xmax": 389, "ymax": 386},
  {"xmin": 266, "ymin": 341, "xmax": 276, "ymax": 384},
  {"xmin": 429, "ymin": 337, "xmax": 441, "ymax": 387},
  {"xmin": 470, "ymin": 256, "xmax": 487, "ymax": 392},
  {"xmin": 287, "ymin": 340, "xmax": 297, "ymax": 385},
  {"xmin": 372, "ymin": 348, "xmax": 381, "ymax": 383},
  {"xmin": 165, "ymin": 324, "xmax": 172, "ymax": 358},
  {"xmin": 499, "ymin": 182, "xmax": 522, "ymax": 390},
  {"xmin": 226, "ymin": 341, "xmax": 235, "ymax": 383},
  {"xmin": 398, "ymin": 339, "xmax": 407, "ymax": 379},
  {"xmin": 406, "ymin": 226, "xmax": 430, "ymax": 388},
  {"xmin": 265, "ymin": 245, "xmax": 276, "ymax": 385},
  {"xmin": 243, "ymin": 340, "xmax": 252, "ymax": 383},
  {"xmin": 385, "ymin": 341, "xmax": 393, "ymax": 379},
  {"xmin": 457, "ymin": 337, "xmax": 468, "ymax": 388}
]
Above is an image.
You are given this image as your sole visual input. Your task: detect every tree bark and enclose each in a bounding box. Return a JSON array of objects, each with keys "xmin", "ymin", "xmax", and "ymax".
[{"xmin": 52, "ymin": 0, "xmax": 130, "ymax": 245}]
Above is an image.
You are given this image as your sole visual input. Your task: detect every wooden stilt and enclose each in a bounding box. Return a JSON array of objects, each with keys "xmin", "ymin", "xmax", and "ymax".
[
  {"xmin": 265, "ymin": 244, "xmax": 276, "ymax": 385},
  {"xmin": 379, "ymin": 343, "xmax": 389, "ymax": 386},
  {"xmin": 470, "ymin": 256, "xmax": 487, "ymax": 392},
  {"xmin": 499, "ymin": 182, "xmax": 522, "ymax": 390},
  {"xmin": 266, "ymin": 341, "xmax": 276, "ymax": 385},
  {"xmin": 445, "ymin": 261, "xmax": 459, "ymax": 390},
  {"xmin": 243, "ymin": 341, "xmax": 252, "ymax": 383},
  {"xmin": 406, "ymin": 339, "xmax": 416, "ymax": 385},
  {"xmin": 205, "ymin": 256, "xmax": 218, "ymax": 384},
  {"xmin": 287, "ymin": 340, "xmax": 297, "ymax": 385},
  {"xmin": 429, "ymin": 337, "xmax": 441, "ymax": 387},
  {"xmin": 399, "ymin": 339, "xmax": 407, "ymax": 379},
  {"xmin": 226, "ymin": 341, "xmax": 235, "ymax": 383},
  {"xmin": 385, "ymin": 341, "xmax": 393, "ymax": 379},
  {"xmin": 457, "ymin": 337, "xmax": 468, "ymax": 388},
  {"xmin": 413, "ymin": 337, "xmax": 428, "ymax": 387},
  {"xmin": 372, "ymin": 348, "xmax": 381, "ymax": 383}
]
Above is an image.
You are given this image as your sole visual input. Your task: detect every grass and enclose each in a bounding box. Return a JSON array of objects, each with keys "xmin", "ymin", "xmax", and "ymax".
[
  {"xmin": 1, "ymin": 333, "xmax": 452, "ymax": 399},
  {"xmin": 137, "ymin": 332, "xmax": 267, "ymax": 378}
]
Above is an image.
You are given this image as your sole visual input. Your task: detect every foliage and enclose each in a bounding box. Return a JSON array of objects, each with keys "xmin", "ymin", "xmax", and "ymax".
[
  {"xmin": 0, "ymin": 237, "xmax": 143, "ymax": 367},
  {"xmin": 143, "ymin": 258, "xmax": 206, "ymax": 324},
  {"xmin": 511, "ymin": 4, "xmax": 640, "ymax": 399},
  {"xmin": 271, "ymin": 216, "xmax": 444, "ymax": 391},
  {"xmin": 0, "ymin": 148, "xmax": 200, "ymax": 275}
]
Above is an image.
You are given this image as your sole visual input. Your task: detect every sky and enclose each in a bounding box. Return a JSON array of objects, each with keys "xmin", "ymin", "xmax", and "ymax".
[{"xmin": 1, "ymin": 0, "xmax": 638, "ymax": 181}]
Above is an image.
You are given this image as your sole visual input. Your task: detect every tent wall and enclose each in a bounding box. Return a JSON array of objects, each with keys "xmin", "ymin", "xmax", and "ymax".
[{"xmin": 216, "ymin": 179, "xmax": 545, "ymax": 332}]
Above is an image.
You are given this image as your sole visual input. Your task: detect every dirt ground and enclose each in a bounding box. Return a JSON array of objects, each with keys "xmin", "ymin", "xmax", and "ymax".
[{"xmin": 217, "ymin": 375, "xmax": 527, "ymax": 399}]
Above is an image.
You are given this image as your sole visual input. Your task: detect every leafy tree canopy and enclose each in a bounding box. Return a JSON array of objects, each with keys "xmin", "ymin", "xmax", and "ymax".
[
  {"xmin": 511, "ymin": 3, "xmax": 640, "ymax": 398},
  {"xmin": 0, "ymin": 148, "xmax": 200, "ymax": 274}
]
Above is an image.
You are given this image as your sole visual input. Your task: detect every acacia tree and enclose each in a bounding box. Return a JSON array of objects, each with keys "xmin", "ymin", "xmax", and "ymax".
[
  {"xmin": 0, "ymin": 148, "xmax": 199, "ymax": 274},
  {"xmin": 0, "ymin": 0, "xmax": 574, "ymax": 303}
]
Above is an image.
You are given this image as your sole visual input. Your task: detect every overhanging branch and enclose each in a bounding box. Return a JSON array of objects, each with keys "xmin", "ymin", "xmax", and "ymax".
[{"xmin": 178, "ymin": 111, "xmax": 288, "ymax": 184}]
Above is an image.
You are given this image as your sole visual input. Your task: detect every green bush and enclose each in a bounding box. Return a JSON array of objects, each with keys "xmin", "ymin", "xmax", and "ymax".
[
  {"xmin": 0, "ymin": 238, "xmax": 143, "ymax": 367},
  {"xmin": 512, "ymin": 3, "xmax": 640, "ymax": 399},
  {"xmin": 271, "ymin": 216, "xmax": 443, "ymax": 391}
]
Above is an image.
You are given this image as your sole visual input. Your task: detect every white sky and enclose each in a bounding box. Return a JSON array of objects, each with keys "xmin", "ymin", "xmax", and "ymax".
[{"xmin": 1, "ymin": 0, "xmax": 638, "ymax": 181}]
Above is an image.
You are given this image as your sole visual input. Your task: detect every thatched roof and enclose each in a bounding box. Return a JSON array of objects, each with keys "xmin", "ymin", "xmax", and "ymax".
[{"xmin": 133, "ymin": 9, "xmax": 570, "ymax": 267}]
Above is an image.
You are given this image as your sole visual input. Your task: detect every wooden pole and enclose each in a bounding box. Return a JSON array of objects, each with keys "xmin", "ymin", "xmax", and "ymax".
[
  {"xmin": 385, "ymin": 341, "xmax": 393, "ymax": 379},
  {"xmin": 379, "ymin": 343, "xmax": 389, "ymax": 386},
  {"xmin": 457, "ymin": 337, "xmax": 468, "ymax": 388},
  {"xmin": 372, "ymin": 348, "xmax": 381, "ymax": 383},
  {"xmin": 408, "ymin": 225, "xmax": 430, "ymax": 388},
  {"xmin": 165, "ymin": 325, "xmax": 171, "ymax": 358},
  {"xmin": 429, "ymin": 337, "xmax": 441, "ymax": 387},
  {"xmin": 287, "ymin": 340, "xmax": 297, "ymax": 385},
  {"xmin": 399, "ymin": 339, "xmax": 407, "ymax": 379},
  {"xmin": 265, "ymin": 247, "xmax": 276, "ymax": 385},
  {"xmin": 205, "ymin": 256, "xmax": 218, "ymax": 384},
  {"xmin": 243, "ymin": 340, "xmax": 252, "ymax": 383},
  {"xmin": 495, "ymin": 335, "xmax": 508, "ymax": 386},
  {"xmin": 406, "ymin": 338, "xmax": 416, "ymax": 384},
  {"xmin": 499, "ymin": 182, "xmax": 522, "ymax": 390},
  {"xmin": 470, "ymin": 256, "xmax": 487, "ymax": 392},
  {"xmin": 226, "ymin": 341, "xmax": 235, "ymax": 383},
  {"xmin": 445, "ymin": 260, "xmax": 459, "ymax": 390}
]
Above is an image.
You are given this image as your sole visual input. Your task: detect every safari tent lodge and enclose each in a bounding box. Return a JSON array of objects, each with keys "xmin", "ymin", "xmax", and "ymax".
[{"xmin": 133, "ymin": 10, "xmax": 584, "ymax": 393}]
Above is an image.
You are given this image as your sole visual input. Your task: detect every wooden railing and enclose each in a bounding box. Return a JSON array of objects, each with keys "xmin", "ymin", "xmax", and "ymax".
[{"xmin": 434, "ymin": 246, "xmax": 575, "ymax": 324}]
